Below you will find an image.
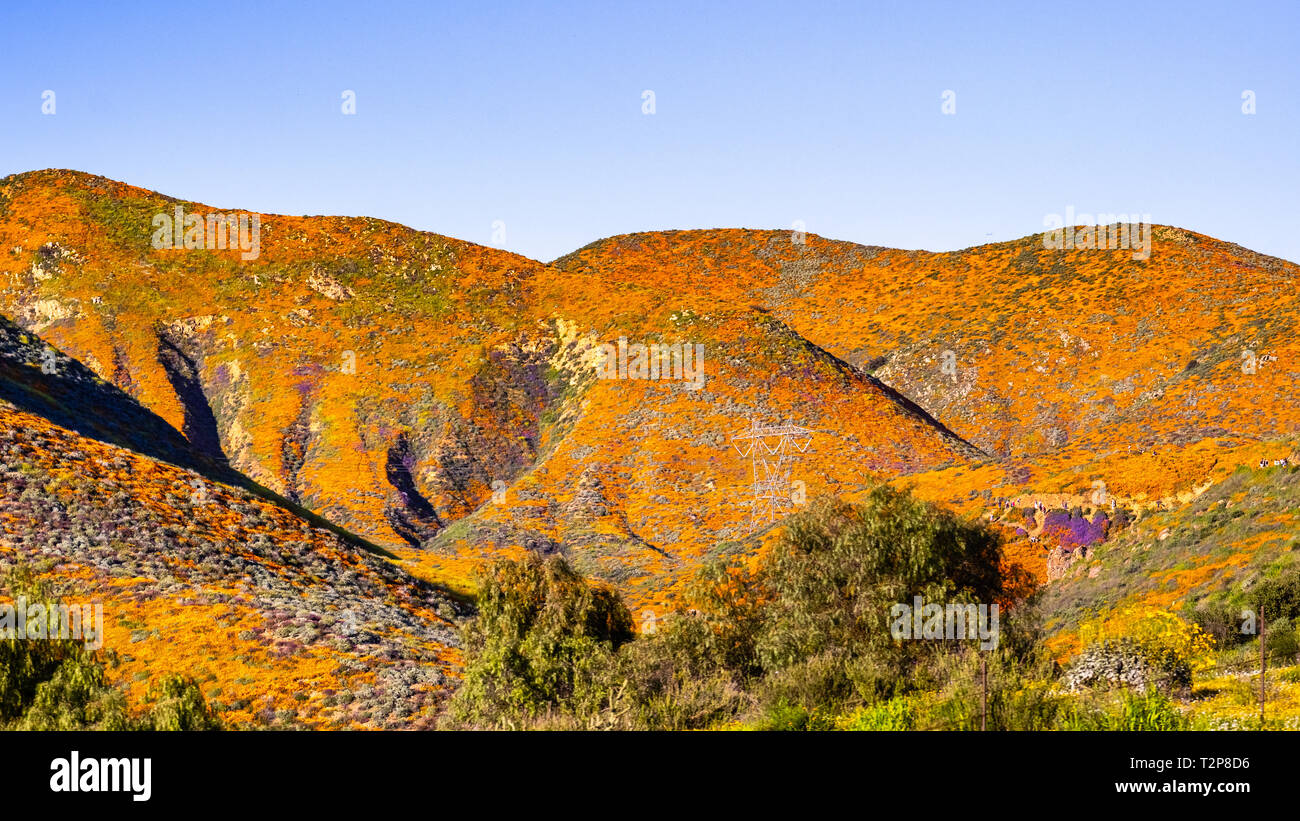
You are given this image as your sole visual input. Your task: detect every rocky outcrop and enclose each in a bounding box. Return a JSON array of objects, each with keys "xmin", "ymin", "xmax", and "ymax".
[{"xmin": 1046, "ymin": 544, "xmax": 1090, "ymax": 582}]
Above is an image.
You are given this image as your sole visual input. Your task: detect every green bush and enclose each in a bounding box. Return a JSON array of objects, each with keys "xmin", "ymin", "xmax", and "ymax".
[
  {"xmin": 141, "ymin": 674, "xmax": 222, "ymax": 731},
  {"xmin": 1189, "ymin": 596, "xmax": 1249, "ymax": 649},
  {"xmin": 836, "ymin": 696, "xmax": 918, "ymax": 731},
  {"xmin": 754, "ymin": 701, "xmax": 836, "ymax": 731},
  {"xmin": 1264, "ymin": 617, "xmax": 1299, "ymax": 663},
  {"xmin": 926, "ymin": 644, "xmax": 1065, "ymax": 730},
  {"xmin": 1255, "ymin": 565, "xmax": 1300, "ymax": 623},
  {"xmin": 1, "ymin": 567, "xmax": 130, "ymax": 730},
  {"xmin": 444, "ymin": 554, "xmax": 634, "ymax": 729},
  {"xmin": 609, "ymin": 614, "xmax": 753, "ymax": 730}
]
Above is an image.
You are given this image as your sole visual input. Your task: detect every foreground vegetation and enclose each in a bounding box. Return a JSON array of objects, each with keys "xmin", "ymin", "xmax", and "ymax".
[{"xmin": 444, "ymin": 486, "xmax": 1300, "ymax": 730}]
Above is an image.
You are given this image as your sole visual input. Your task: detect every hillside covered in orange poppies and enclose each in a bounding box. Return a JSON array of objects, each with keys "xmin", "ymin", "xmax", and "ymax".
[
  {"xmin": 0, "ymin": 311, "xmax": 464, "ymax": 727},
  {"xmin": 2, "ymin": 169, "xmax": 1298, "ymax": 720},
  {"xmin": 0, "ymin": 170, "xmax": 987, "ymax": 609}
]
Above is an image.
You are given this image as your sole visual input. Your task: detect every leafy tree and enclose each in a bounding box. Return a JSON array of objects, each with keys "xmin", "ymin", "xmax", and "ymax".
[
  {"xmin": 445, "ymin": 486, "xmax": 1028, "ymax": 729},
  {"xmin": 606, "ymin": 613, "xmax": 754, "ymax": 730},
  {"xmin": 446, "ymin": 554, "xmax": 634, "ymax": 728},
  {"xmin": 0, "ymin": 566, "xmax": 129, "ymax": 730},
  {"xmin": 141, "ymin": 674, "xmax": 222, "ymax": 731},
  {"xmin": 754, "ymin": 489, "xmax": 1006, "ymax": 709}
]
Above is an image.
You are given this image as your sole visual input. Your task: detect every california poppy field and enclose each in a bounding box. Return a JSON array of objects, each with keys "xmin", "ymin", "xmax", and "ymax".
[{"xmin": 2, "ymin": 1, "xmax": 1298, "ymax": 809}]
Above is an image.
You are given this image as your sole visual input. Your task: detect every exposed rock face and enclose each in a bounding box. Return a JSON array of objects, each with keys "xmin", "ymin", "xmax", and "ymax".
[
  {"xmin": 23, "ymin": 298, "xmax": 78, "ymax": 330},
  {"xmin": 1046, "ymin": 544, "xmax": 1089, "ymax": 582},
  {"xmin": 306, "ymin": 269, "xmax": 355, "ymax": 301}
]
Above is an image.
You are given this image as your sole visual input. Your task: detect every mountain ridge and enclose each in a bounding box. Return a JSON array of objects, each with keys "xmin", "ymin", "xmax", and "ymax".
[{"xmin": 3, "ymin": 168, "xmax": 1296, "ymax": 614}]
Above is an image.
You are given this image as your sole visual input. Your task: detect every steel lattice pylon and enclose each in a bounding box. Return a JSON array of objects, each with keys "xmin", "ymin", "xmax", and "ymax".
[{"xmin": 731, "ymin": 419, "xmax": 814, "ymax": 532}]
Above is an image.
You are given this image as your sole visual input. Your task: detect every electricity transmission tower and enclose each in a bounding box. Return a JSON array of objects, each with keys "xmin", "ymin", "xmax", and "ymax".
[{"xmin": 731, "ymin": 419, "xmax": 814, "ymax": 533}]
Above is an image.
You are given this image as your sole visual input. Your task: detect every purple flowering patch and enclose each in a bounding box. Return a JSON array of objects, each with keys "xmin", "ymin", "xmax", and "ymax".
[{"xmin": 1042, "ymin": 510, "xmax": 1109, "ymax": 551}]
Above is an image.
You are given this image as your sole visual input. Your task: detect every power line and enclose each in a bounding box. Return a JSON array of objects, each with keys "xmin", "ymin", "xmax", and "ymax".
[{"xmin": 731, "ymin": 418, "xmax": 815, "ymax": 533}]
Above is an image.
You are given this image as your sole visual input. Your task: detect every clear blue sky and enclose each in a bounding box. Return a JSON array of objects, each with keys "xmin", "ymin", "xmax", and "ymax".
[{"xmin": 2, "ymin": 0, "xmax": 1296, "ymax": 263}]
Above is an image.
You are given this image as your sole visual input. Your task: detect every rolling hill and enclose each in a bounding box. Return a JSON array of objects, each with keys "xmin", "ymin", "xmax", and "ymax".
[
  {"xmin": 556, "ymin": 227, "xmax": 1300, "ymax": 514},
  {"xmin": 0, "ymin": 170, "xmax": 981, "ymax": 610},
  {"xmin": 3, "ymin": 168, "xmax": 1296, "ymax": 625},
  {"xmin": 0, "ymin": 312, "xmax": 464, "ymax": 728}
]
